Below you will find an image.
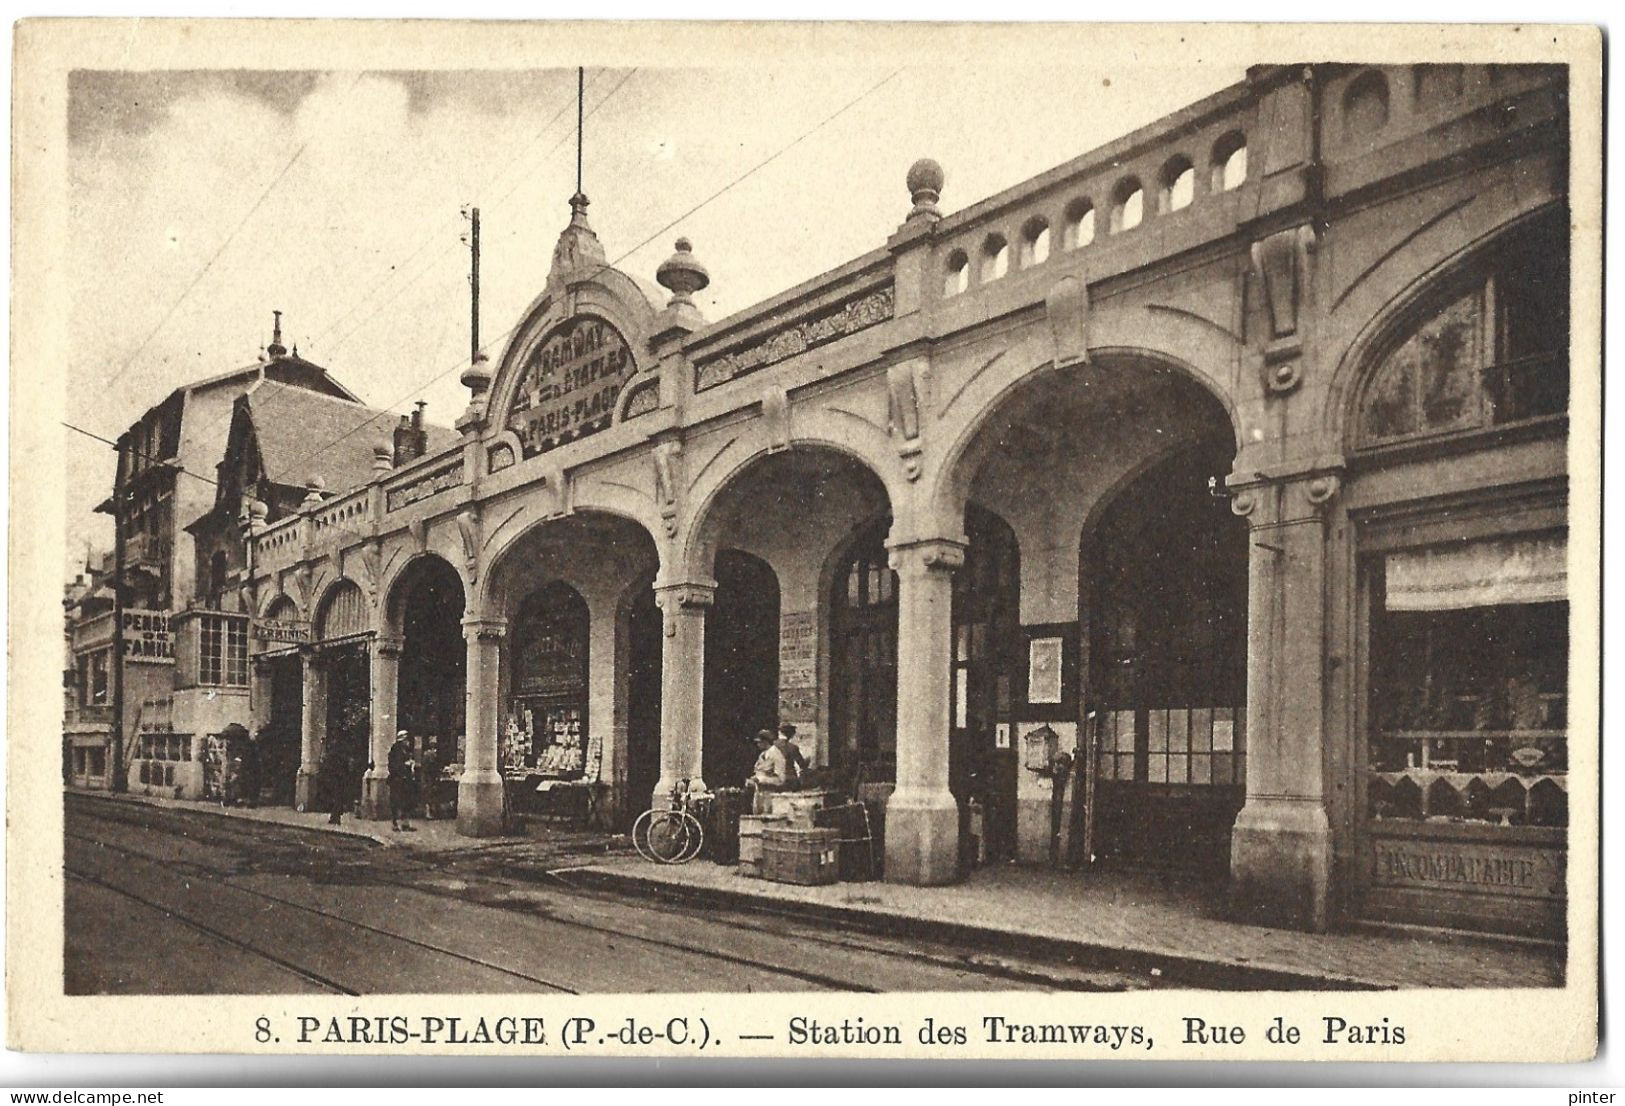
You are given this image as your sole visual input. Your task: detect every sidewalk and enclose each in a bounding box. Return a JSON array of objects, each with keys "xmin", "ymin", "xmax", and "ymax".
[
  {"xmin": 559, "ymin": 854, "xmax": 1566, "ymax": 991},
  {"xmin": 72, "ymin": 788, "xmax": 622, "ymax": 858}
]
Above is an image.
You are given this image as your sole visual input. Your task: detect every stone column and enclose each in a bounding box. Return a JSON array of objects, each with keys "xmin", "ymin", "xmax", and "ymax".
[
  {"xmin": 457, "ymin": 616, "xmax": 507, "ymax": 836},
  {"xmin": 361, "ymin": 634, "xmax": 404, "ymax": 819},
  {"xmin": 1227, "ymin": 469, "xmax": 1341, "ymax": 931},
  {"xmin": 884, "ymin": 537, "xmax": 965, "ymax": 885},
  {"xmin": 295, "ymin": 647, "xmax": 326, "ymax": 811},
  {"xmin": 654, "ymin": 581, "xmax": 714, "ymax": 803}
]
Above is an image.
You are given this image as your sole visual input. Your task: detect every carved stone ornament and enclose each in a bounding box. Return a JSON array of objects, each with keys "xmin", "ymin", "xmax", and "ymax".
[
  {"xmin": 456, "ymin": 508, "xmax": 481, "ymax": 584},
  {"xmin": 406, "ymin": 517, "xmax": 428, "ymax": 555},
  {"xmin": 1045, "ymin": 274, "xmax": 1092, "ymax": 368},
  {"xmin": 536, "ymin": 462, "xmax": 569, "ymax": 520},
  {"xmin": 354, "ymin": 542, "xmax": 382, "ymax": 599},
  {"xmin": 652, "ymin": 441, "xmax": 681, "ymax": 537},
  {"xmin": 375, "ymin": 634, "xmax": 406, "ymax": 658},
  {"xmin": 487, "ymin": 442, "xmax": 516, "ymax": 474},
  {"xmin": 762, "ymin": 385, "xmax": 791, "ymax": 453},
  {"xmin": 1229, "ymin": 489, "xmax": 1259, "ymax": 519},
  {"xmin": 1304, "ymin": 473, "xmax": 1341, "ymax": 508},
  {"xmin": 694, "ymin": 285, "xmax": 896, "ymax": 392},
  {"xmin": 887, "ymin": 359, "xmax": 927, "ymax": 481},
  {"xmin": 887, "ymin": 537, "xmax": 966, "ymax": 575},
  {"xmin": 1250, "ymin": 224, "xmax": 1317, "ymax": 396},
  {"xmin": 462, "ymin": 616, "xmax": 507, "ymax": 643},
  {"xmin": 655, "ymin": 582, "xmax": 715, "ymax": 636}
]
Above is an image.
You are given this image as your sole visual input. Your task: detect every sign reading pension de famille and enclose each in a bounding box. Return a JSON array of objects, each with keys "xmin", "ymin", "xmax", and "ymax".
[{"xmin": 506, "ymin": 316, "xmax": 635, "ymax": 458}]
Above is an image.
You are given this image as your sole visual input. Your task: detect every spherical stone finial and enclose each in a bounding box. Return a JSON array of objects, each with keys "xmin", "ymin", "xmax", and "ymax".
[
  {"xmin": 460, "ymin": 350, "xmax": 492, "ymax": 396},
  {"xmin": 372, "ymin": 437, "xmax": 394, "ymax": 473},
  {"xmin": 907, "ymin": 158, "xmax": 945, "ymax": 221},
  {"xmin": 656, "ymin": 237, "xmax": 711, "ymax": 305}
]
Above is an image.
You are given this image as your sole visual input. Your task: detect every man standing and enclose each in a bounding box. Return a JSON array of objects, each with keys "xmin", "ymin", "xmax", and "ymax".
[
  {"xmin": 776, "ymin": 723, "xmax": 810, "ymax": 789},
  {"xmin": 388, "ymin": 730, "xmax": 417, "ymax": 832}
]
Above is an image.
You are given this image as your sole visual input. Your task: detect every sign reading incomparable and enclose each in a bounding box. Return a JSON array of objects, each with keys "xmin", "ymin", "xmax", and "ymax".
[{"xmin": 506, "ymin": 316, "xmax": 635, "ymax": 457}]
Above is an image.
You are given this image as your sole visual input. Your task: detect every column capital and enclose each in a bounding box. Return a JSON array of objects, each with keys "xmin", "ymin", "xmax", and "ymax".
[
  {"xmin": 654, "ymin": 581, "xmax": 716, "ymax": 612},
  {"xmin": 885, "ymin": 535, "xmax": 967, "ymax": 575},
  {"xmin": 461, "ymin": 615, "xmax": 507, "ymax": 642},
  {"xmin": 1226, "ymin": 461, "xmax": 1344, "ymax": 526},
  {"xmin": 374, "ymin": 634, "xmax": 405, "ymax": 656}
]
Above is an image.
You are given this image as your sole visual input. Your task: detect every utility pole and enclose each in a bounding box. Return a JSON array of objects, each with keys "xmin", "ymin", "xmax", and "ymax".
[
  {"xmin": 464, "ymin": 206, "xmax": 480, "ymax": 362},
  {"xmin": 110, "ymin": 435, "xmax": 127, "ymax": 793}
]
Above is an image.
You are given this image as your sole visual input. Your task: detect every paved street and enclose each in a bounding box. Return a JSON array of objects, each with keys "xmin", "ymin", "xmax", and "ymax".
[{"xmin": 65, "ymin": 793, "xmax": 1172, "ymax": 994}]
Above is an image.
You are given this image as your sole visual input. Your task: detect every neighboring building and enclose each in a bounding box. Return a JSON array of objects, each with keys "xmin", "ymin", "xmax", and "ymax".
[
  {"xmin": 63, "ymin": 554, "xmax": 117, "ymax": 790},
  {"xmin": 188, "ymin": 380, "xmax": 455, "ymax": 810},
  {"xmin": 77, "ymin": 322, "xmax": 367, "ymax": 801},
  {"xmin": 227, "ymin": 62, "xmax": 1573, "ymax": 939}
]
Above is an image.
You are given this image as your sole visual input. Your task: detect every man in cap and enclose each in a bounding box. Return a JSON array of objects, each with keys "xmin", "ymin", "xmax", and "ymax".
[
  {"xmin": 746, "ymin": 728, "xmax": 789, "ymax": 813},
  {"xmin": 776, "ymin": 723, "xmax": 809, "ymax": 790},
  {"xmin": 387, "ymin": 730, "xmax": 417, "ymax": 832}
]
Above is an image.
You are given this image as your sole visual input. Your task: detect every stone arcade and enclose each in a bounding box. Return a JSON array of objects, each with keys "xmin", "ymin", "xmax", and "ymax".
[{"xmin": 239, "ymin": 64, "xmax": 1572, "ymax": 936}]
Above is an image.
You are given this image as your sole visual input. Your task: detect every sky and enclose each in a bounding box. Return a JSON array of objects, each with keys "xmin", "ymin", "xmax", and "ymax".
[{"xmin": 64, "ymin": 61, "xmax": 1245, "ymax": 577}]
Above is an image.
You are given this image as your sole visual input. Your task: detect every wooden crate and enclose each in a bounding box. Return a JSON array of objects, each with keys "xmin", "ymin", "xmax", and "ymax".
[{"xmin": 761, "ymin": 826, "xmax": 841, "ymax": 886}]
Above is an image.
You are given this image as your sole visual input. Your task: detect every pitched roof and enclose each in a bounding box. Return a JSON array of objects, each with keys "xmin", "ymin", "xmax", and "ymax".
[{"xmin": 243, "ymin": 380, "xmax": 459, "ymax": 497}]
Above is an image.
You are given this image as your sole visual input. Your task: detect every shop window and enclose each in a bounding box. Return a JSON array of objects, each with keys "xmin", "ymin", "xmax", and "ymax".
[
  {"xmin": 832, "ymin": 521, "xmax": 899, "ymax": 775},
  {"xmin": 980, "ymin": 235, "xmax": 1010, "ymax": 283},
  {"xmin": 1367, "ymin": 536, "xmax": 1568, "ymax": 829},
  {"xmin": 1359, "ymin": 218, "xmax": 1569, "ymax": 446},
  {"xmin": 1159, "ymin": 157, "xmax": 1195, "ymax": 213},
  {"xmin": 1210, "ymin": 132, "xmax": 1247, "ymax": 192},
  {"xmin": 944, "ymin": 250, "xmax": 970, "ymax": 297},
  {"xmin": 1018, "ymin": 218, "xmax": 1050, "ymax": 268},
  {"xmin": 199, "ymin": 613, "xmax": 248, "ymax": 686},
  {"xmin": 506, "ymin": 582, "xmax": 590, "ymax": 780},
  {"xmin": 1063, "ymin": 199, "xmax": 1095, "ymax": 249},
  {"xmin": 1109, "ymin": 178, "xmax": 1143, "ymax": 233}
]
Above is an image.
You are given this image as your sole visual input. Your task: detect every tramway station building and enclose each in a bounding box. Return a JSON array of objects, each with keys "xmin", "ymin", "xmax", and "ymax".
[{"xmin": 209, "ymin": 62, "xmax": 1571, "ymax": 937}]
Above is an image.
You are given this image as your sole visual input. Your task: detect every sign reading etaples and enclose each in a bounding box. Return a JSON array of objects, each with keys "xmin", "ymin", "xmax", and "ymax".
[{"xmin": 506, "ymin": 317, "xmax": 634, "ymax": 458}]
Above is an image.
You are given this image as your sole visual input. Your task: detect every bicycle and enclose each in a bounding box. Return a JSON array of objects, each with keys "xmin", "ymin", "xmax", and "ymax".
[{"xmin": 631, "ymin": 778, "xmax": 709, "ymax": 864}]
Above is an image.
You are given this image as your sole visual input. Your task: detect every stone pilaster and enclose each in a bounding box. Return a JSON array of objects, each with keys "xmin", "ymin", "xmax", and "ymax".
[
  {"xmin": 361, "ymin": 634, "xmax": 404, "ymax": 820},
  {"xmin": 884, "ymin": 536, "xmax": 965, "ymax": 885},
  {"xmin": 654, "ymin": 581, "xmax": 715, "ymax": 802},
  {"xmin": 457, "ymin": 616, "xmax": 507, "ymax": 837},
  {"xmin": 295, "ymin": 648, "xmax": 326, "ymax": 812},
  {"xmin": 1227, "ymin": 467, "xmax": 1342, "ymax": 930}
]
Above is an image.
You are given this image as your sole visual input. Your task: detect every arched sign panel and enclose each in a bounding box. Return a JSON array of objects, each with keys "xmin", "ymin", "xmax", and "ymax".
[{"xmin": 506, "ymin": 316, "xmax": 634, "ymax": 457}]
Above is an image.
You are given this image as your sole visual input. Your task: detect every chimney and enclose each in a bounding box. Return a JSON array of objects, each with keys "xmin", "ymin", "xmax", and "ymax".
[
  {"xmin": 412, "ymin": 400, "xmax": 428, "ymax": 459},
  {"xmin": 393, "ymin": 414, "xmax": 413, "ymax": 466}
]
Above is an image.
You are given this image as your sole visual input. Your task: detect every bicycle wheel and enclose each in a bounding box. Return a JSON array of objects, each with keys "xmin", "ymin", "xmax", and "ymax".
[
  {"xmin": 631, "ymin": 808, "xmax": 664, "ymax": 864},
  {"xmin": 645, "ymin": 811, "xmax": 694, "ymax": 863},
  {"xmin": 673, "ymin": 810, "xmax": 706, "ymax": 863}
]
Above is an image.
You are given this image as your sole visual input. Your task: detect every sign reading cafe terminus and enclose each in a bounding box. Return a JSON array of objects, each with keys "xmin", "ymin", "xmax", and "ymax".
[{"xmin": 507, "ymin": 316, "xmax": 635, "ymax": 458}]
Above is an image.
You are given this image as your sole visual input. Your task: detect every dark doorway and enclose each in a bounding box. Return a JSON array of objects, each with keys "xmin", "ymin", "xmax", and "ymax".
[
  {"xmin": 1085, "ymin": 436, "xmax": 1247, "ymax": 872},
  {"xmin": 830, "ymin": 518, "xmax": 898, "ymax": 783},
  {"xmin": 951, "ymin": 505, "xmax": 1023, "ymax": 864},
  {"xmin": 625, "ymin": 578, "xmax": 662, "ymax": 826},
  {"xmin": 321, "ymin": 641, "xmax": 370, "ymax": 815},
  {"xmin": 702, "ymin": 550, "xmax": 781, "ymax": 790},
  {"xmin": 396, "ymin": 557, "xmax": 466, "ymax": 768},
  {"xmin": 263, "ymin": 652, "xmax": 302, "ymax": 806}
]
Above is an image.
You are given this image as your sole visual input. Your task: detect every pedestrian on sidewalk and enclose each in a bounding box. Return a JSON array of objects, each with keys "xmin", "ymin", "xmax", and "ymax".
[
  {"xmin": 388, "ymin": 730, "xmax": 417, "ymax": 832},
  {"xmin": 317, "ymin": 746, "xmax": 347, "ymax": 826}
]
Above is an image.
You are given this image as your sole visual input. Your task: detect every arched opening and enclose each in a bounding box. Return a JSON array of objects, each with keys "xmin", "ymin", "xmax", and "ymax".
[
  {"xmin": 831, "ymin": 517, "xmax": 899, "ymax": 783},
  {"xmin": 1343, "ymin": 69, "xmax": 1392, "ymax": 140},
  {"xmin": 483, "ymin": 510, "xmax": 659, "ymax": 824},
  {"xmin": 1159, "ymin": 157, "xmax": 1195, "ymax": 213},
  {"xmin": 256, "ymin": 596, "xmax": 303, "ymax": 807},
  {"xmin": 944, "ymin": 250, "xmax": 970, "ymax": 297},
  {"xmin": 944, "ymin": 352, "xmax": 1242, "ymax": 874},
  {"xmin": 1085, "ymin": 433, "xmax": 1246, "ymax": 871},
  {"xmin": 693, "ymin": 446, "xmax": 891, "ymax": 794},
  {"xmin": 702, "ymin": 549, "xmax": 782, "ymax": 789},
  {"xmin": 1110, "ymin": 178, "xmax": 1144, "ymax": 233},
  {"xmin": 950, "ymin": 504, "xmax": 1022, "ymax": 865},
  {"xmin": 1063, "ymin": 199, "xmax": 1096, "ymax": 250},
  {"xmin": 314, "ymin": 579, "xmax": 370, "ymax": 816},
  {"xmin": 390, "ymin": 556, "xmax": 466, "ymax": 775},
  {"xmin": 1210, "ymin": 131, "xmax": 1247, "ymax": 193}
]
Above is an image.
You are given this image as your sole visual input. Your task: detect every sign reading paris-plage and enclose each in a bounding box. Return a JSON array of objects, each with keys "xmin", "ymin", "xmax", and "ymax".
[{"xmin": 506, "ymin": 316, "xmax": 635, "ymax": 458}]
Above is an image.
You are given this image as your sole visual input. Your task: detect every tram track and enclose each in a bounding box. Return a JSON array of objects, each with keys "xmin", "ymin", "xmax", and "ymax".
[
  {"xmin": 65, "ymin": 797, "xmax": 1134, "ymax": 992},
  {"xmin": 66, "ymin": 823, "xmax": 894, "ymax": 993}
]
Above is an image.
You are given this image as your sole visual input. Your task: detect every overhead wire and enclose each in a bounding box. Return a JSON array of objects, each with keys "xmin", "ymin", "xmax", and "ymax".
[
  {"xmin": 94, "ymin": 71, "xmax": 370, "ymax": 407},
  {"xmin": 264, "ymin": 67, "xmax": 905, "ymax": 488}
]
